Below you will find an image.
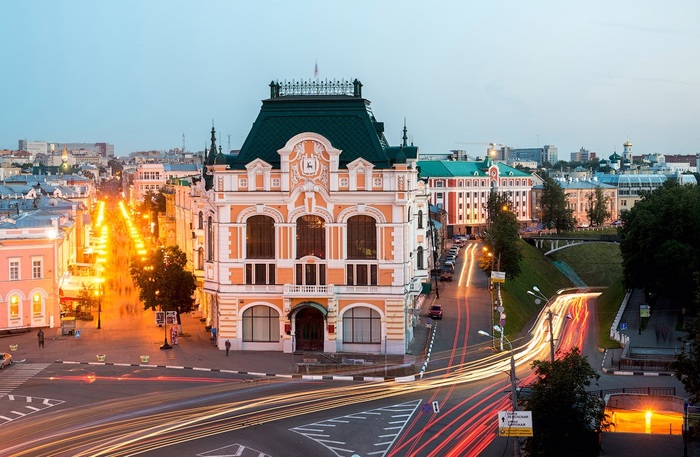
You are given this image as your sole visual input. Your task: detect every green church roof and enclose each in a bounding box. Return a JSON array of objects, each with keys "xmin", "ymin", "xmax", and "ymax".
[{"xmin": 221, "ymin": 80, "xmax": 417, "ymax": 170}]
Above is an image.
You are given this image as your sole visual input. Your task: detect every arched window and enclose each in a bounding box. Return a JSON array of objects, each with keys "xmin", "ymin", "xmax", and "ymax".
[
  {"xmin": 197, "ymin": 247, "xmax": 204, "ymax": 270},
  {"xmin": 346, "ymin": 215, "xmax": 378, "ymax": 286},
  {"xmin": 417, "ymin": 209, "xmax": 424, "ymax": 228},
  {"xmin": 296, "ymin": 215, "xmax": 325, "ymax": 259},
  {"xmin": 343, "ymin": 307, "xmax": 381, "ymax": 343},
  {"xmin": 198, "ymin": 211, "xmax": 203, "ymax": 229},
  {"xmin": 207, "ymin": 216, "xmax": 214, "ymax": 261},
  {"xmin": 347, "ymin": 215, "xmax": 376, "ymax": 259},
  {"xmin": 417, "ymin": 246, "xmax": 425, "ymax": 269},
  {"xmin": 8, "ymin": 295, "xmax": 20, "ymax": 319},
  {"xmin": 246, "ymin": 216, "xmax": 275, "ymax": 258},
  {"xmin": 245, "ymin": 215, "xmax": 276, "ymax": 285},
  {"xmin": 242, "ymin": 306, "xmax": 279, "ymax": 342}
]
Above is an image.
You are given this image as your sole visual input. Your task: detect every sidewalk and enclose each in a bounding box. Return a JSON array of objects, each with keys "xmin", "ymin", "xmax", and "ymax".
[
  {"xmin": 2, "ymin": 302, "xmax": 431, "ymax": 381},
  {"xmin": 601, "ymin": 289, "xmax": 681, "ymax": 376}
]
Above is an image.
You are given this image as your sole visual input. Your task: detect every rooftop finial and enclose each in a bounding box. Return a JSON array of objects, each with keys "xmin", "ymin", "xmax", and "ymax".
[{"xmin": 402, "ymin": 118, "xmax": 408, "ymax": 147}]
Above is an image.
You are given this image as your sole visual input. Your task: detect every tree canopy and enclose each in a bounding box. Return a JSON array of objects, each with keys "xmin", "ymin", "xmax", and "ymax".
[
  {"xmin": 522, "ymin": 347, "xmax": 606, "ymax": 457},
  {"xmin": 673, "ymin": 318, "xmax": 700, "ymax": 404},
  {"xmin": 586, "ymin": 186, "xmax": 611, "ymax": 227},
  {"xmin": 619, "ymin": 181, "xmax": 700, "ymax": 309},
  {"xmin": 539, "ymin": 177, "xmax": 575, "ymax": 233},
  {"xmin": 479, "ymin": 192, "xmax": 523, "ymax": 279},
  {"xmin": 129, "ymin": 245, "xmax": 196, "ymax": 316}
]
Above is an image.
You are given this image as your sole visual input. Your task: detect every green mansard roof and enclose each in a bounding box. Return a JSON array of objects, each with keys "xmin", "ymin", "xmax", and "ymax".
[
  {"xmin": 417, "ymin": 159, "xmax": 531, "ymax": 178},
  {"xmin": 222, "ymin": 79, "xmax": 417, "ymax": 170}
]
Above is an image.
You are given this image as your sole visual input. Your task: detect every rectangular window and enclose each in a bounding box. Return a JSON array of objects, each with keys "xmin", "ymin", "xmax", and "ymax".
[
  {"xmin": 9, "ymin": 259, "xmax": 20, "ymax": 281},
  {"xmin": 245, "ymin": 263, "xmax": 276, "ymax": 285},
  {"xmin": 296, "ymin": 263, "xmax": 326, "ymax": 285},
  {"xmin": 32, "ymin": 258, "xmax": 43, "ymax": 279},
  {"xmin": 346, "ymin": 264, "xmax": 378, "ymax": 285}
]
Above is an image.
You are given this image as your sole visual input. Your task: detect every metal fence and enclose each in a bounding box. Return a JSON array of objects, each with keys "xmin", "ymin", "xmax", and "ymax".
[{"xmin": 587, "ymin": 386, "xmax": 677, "ymax": 399}]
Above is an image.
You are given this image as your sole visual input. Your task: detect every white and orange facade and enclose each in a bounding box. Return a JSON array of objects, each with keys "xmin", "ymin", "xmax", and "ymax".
[{"xmin": 190, "ymin": 80, "xmax": 431, "ymax": 355}]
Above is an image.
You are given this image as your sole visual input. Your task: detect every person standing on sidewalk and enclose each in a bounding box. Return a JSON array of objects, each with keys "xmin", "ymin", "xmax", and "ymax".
[
  {"xmin": 225, "ymin": 340, "xmax": 231, "ymax": 356},
  {"xmin": 37, "ymin": 329, "xmax": 45, "ymax": 348}
]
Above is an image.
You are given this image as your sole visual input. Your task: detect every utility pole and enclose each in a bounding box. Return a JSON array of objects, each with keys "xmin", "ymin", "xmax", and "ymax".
[{"xmin": 547, "ymin": 309, "xmax": 555, "ymax": 364}]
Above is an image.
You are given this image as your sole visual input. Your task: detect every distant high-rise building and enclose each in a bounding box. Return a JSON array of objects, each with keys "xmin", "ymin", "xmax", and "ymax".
[
  {"xmin": 18, "ymin": 139, "xmax": 114, "ymax": 159},
  {"xmin": 570, "ymin": 147, "xmax": 596, "ymax": 162},
  {"xmin": 506, "ymin": 145, "xmax": 557, "ymax": 166}
]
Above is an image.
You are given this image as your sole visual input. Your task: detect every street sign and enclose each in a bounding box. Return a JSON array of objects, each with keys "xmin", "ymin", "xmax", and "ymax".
[
  {"xmin": 497, "ymin": 411, "xmax": 533, "ymax": 437},
  {"xmin": 640, "ymin": 304, "xmax": 651, "ymax": 318},
  {"xmin": 620, "ymin": 323, "xmax": 627, "ymax": 330},
  {"xmin": 166, "ymin": 311, "xmax": 177, "ymax": 325},
  {"xmin": 432, "ymin": 401, "xmax": 440, "ymax": 413},
  {"xmin": 155, "ymin": 311, "xmax": 165, "ymax": 326},
  {"xmin": 491, "ymin": 271, "xmax": 506, "ymax": 283},
  {"xmin": 421, "ymin": 403, "xmax": 432, "ymax": 414}
]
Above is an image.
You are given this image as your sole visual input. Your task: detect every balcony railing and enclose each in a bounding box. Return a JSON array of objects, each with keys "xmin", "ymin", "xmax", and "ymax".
[
  {"xmin": 225, "ymin": 284, "xmax": 407, "ymax": 296},
  {"xmin": 283, "ymin": 284, "xmax": 333, "ymax": 296}
]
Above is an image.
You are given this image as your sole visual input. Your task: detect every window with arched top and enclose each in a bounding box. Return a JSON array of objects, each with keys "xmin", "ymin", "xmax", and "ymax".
[
  {"xmin": 242, "ymin": 306, "xmax": 279, "ymax": 342},
  {"xmin": 417, "ymin": 209, "xmax": 424, "ymax": 229},
  {"xmin": 296, "ymin": 215, "xmax": 325, "ymax": 259},
  {"xmin": 346, "ymin": 215, "xmax": 378, "ymax": 286},
  {"xmin": 197, "ymin": 247, "xmax": 204, "ymax": 270},
  {"xmin": 245, "ymin": 215, "xmax": 276, "ymax": 285},
  {"xmin": 343, "ymin": 307, "xmax": 381, "ymax": 343},
  {"xmin": 198, "ymin": 211, "xmax": 203, "ymax": 229},
  {"xmin": 417, "ymin": 246, "xmax": 425, "ymax": 269},
  {"xmin": 207, "ymin": 216, "xmax": 214, "ymax": 261},
  {"xmin": 246, "ymin": 216, "xmax": 275, "ymax": 259}
]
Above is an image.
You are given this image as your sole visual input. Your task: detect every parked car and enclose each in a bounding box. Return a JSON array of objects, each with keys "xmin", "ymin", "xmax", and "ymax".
[
  {"xmin": 428, "ymin": 304, "xmax": 443, "ymax": 319},
  {"xmin": 444, "ymin": 259, "xmax": 455, "ymax": 268},
  {"xmin": 0, "ymin": 352, "xmax": 12, "ymax": 369},
  {"xmin": 440, "ymin": 265, "xmax": 454, "ymax": 281}
]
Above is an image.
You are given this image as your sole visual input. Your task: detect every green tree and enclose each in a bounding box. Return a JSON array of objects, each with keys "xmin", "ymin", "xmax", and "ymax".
[
  {"xmin": 540, "ymin": 177, "xmax": 575, "ymax": 233},
  {"xmin": 138, "ymin": 189, "xmax": 167, "ymax": 236},
  {"xmin": 619, "ymin": 181, "xmax": 700, "ymax": 309},
  {"xmin": 672, "ymin": 319, "xmax": 700, "ymax": 404},
  {"xmin": 586, "ymin": 186, "xmax": 611, "ymax": 227},
  {"xmin": 129, "ymin": 245, "xmax": 196, "ymax": 318},
  {"xmin": 479, "ymin": 192, "xmax": 522, "ymax": 279},
  {"xmin": 522, "ymin": 347, "xmax": 606, "ymax": 457}
]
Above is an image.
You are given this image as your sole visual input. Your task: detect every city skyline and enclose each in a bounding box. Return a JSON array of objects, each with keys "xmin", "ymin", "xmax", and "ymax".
[{"xmin": 2, "ymin": 1, "xmax": 699, "ymax": 157}]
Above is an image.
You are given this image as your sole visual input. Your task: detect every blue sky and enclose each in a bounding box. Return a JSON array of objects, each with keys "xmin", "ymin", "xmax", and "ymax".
[{"xmin": 2, "ymin": 1, "xmax": 698, "ymax": 158}]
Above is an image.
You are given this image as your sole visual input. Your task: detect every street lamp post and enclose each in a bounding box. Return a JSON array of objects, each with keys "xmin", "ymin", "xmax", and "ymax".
[
  {"xmin": 479, "ymin": 327, "xmax": 520, "ymax": 457},
  {"xmin": 528, "ymin": 286, "xmax": 560, "ymax": 364}
]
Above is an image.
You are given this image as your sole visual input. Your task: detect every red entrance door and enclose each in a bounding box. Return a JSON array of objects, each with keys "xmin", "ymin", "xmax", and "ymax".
[{"xmin": 295, "ymin": 307, "xmax": 324, "ymax": 351}]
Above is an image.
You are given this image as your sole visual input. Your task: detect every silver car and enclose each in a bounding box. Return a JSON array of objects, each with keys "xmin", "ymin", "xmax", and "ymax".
[{"xmin": 0, "ymin": 352, "xmax": 12, "ymax": 369}]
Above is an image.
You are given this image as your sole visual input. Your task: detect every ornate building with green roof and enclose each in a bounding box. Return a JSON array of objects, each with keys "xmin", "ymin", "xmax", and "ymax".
[{"xmin": 192, "ymin": 79, "xmax": 431, "ymax": 356}]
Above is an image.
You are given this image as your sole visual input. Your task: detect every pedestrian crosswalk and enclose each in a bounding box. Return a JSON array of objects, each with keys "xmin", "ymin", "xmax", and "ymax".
[{"xmin": 0, "ymin": 363, "xmax": 51, "ymax": 395}]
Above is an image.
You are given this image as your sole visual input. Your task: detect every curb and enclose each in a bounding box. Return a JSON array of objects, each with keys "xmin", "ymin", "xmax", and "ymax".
[{"xmin": 56, "ymin": 360, "xmax": 408, "ymax": 383}]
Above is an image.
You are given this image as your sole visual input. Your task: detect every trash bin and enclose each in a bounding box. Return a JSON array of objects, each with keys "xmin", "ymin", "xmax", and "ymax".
[{"xmin": 96, "ymin": 354, "xmax": 106, "ymax": 362}]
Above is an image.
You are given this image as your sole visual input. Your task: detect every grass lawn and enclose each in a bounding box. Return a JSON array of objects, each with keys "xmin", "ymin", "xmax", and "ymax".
[{"xmin": 502, "ymin": 236, "xmax": 624, "ymax": 350}]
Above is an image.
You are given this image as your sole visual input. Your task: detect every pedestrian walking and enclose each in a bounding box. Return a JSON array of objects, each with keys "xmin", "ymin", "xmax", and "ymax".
[
  {"xmin": 225, "ymin": 340, "xmax": 231, "ymax": 356},
  {"xmin": 37, "ymin": 329, "xmax": 45, "ymax": 348}
]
